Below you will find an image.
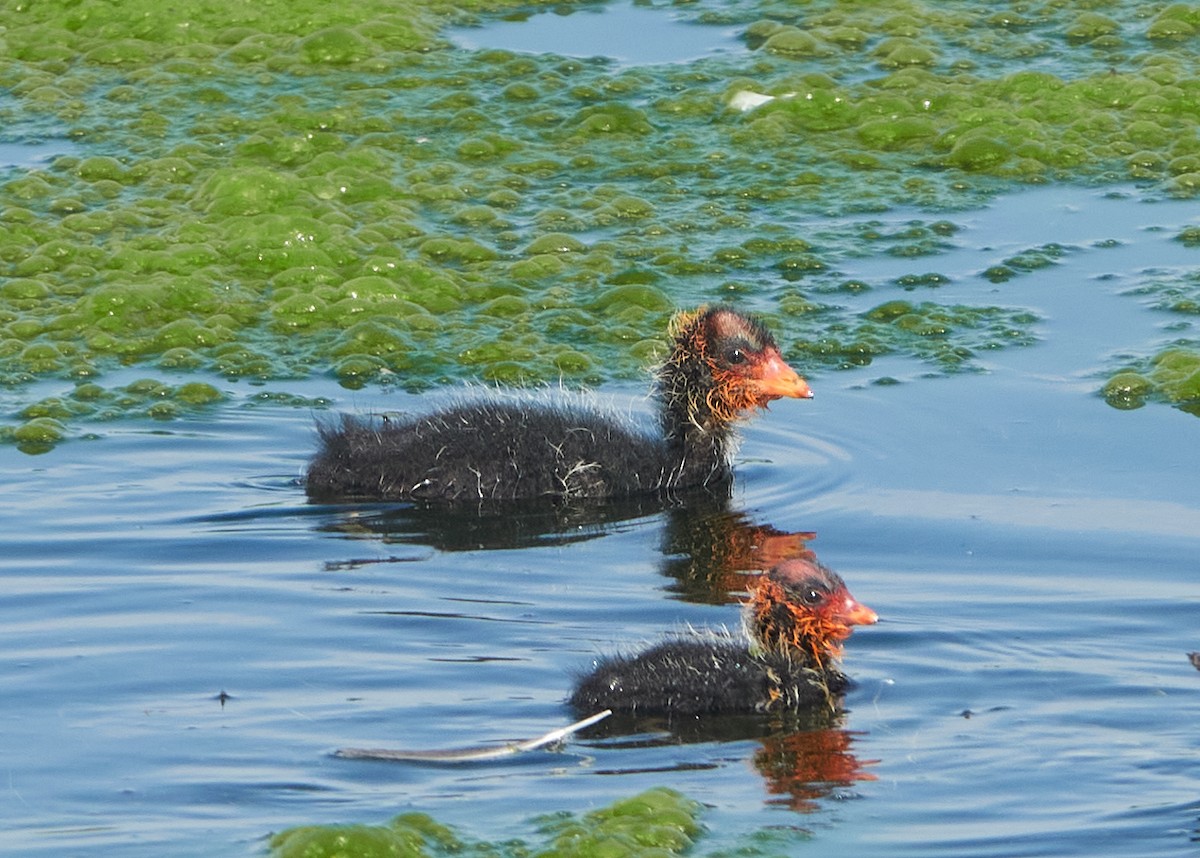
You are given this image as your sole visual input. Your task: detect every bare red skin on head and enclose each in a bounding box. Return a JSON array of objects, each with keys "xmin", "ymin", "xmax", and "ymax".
[
  {"xmin": 670, "ymin": 307, "xmax": 813, "ymax": 426},
  {"xmin": 751, "ymin": 558, "xmax": 877, "ymax": 669}
]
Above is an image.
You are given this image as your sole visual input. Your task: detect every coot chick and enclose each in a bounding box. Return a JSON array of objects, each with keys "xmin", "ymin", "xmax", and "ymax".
[
  {"xmin": 306, "ymin": 306, "xmax": 811, "ymax": 502},
  {"xmin": 569, "ymin": 559, "xmax": 877, "ymax": 716}
]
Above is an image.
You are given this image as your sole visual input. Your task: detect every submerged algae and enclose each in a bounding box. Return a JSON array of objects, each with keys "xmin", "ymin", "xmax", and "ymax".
[{"xmin": 4, "ymin": 0, "xmax": 1200, "ymax": 444}]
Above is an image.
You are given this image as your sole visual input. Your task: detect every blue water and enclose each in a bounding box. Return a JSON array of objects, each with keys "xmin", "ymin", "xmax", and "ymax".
[
  {"xmin": 446, "ymin": 0, "xmax": 744, "ymax": 66},
  {"xmin": 5, "ymin": 0, "xmax": 1200, "ymax": 850},
  {"xmin": 0, "ymin": 139, "xmax": 78, "ymax": 168},
  {"xmin": 3, "ymin": 183, "xmax": 1200, "ymax": 856}
]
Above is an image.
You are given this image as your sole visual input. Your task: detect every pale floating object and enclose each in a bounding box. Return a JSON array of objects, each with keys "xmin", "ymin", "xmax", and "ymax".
[
  {"xmin": 334, "ymin": 709, "xmax": 611, "ymax": 763},
  {"xmin": 728, "ymin": 89, "xmax": 797, "ymax": 112}
]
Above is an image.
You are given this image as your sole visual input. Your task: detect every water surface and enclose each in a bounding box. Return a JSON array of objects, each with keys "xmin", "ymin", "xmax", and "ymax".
[
  {"xmin": 3, "ymin": 185, "xmax": 1199, "ymax": 856},
  {"xmin": 447, "ymin": 1, "xmax": 744, "ymax": 66},
  {"xmin": 4, "ymin": 0, "xmax": 1200, "ymax": 853}
]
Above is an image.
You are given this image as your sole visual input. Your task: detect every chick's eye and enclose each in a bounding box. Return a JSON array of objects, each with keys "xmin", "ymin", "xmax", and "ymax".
[
  {"xmin": 727, "ymin": 348, "xmax": 746, "ymax": 365},
  {"xmin": 802, "ymin": 588, "xmax": 824, "ymax": 605}
]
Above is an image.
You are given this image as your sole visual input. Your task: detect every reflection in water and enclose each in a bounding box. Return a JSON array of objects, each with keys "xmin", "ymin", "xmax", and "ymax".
[
  {"xmin": 755, "ymin": 721, "xmax": 878, "ymax": 812},
  {"xmin": 311, "ymin": 484, "xmax": 874, "ymax": 818},
  {"xmin": 658, "ymin": 493, "xmax": 817, "ymax": 604},
  {"xmin": 585, "ymin": 710, "xmax": 876, "ymax": 813},
  {"xmin": 313, "ymin": 492, "xmax": 669, "ymax": 552},
  {"xmin": 313, "ymin": 487, "xmax": 817, "ymax": 604}
]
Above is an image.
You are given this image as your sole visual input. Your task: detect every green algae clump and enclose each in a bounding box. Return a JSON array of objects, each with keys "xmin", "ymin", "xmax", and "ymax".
[
  {"xmin": 525, "ymin": 233, "xmax": 589, "ymax": 255},
  {"xmin": 537, "ymin": 786, "xmax": 702, "ymax": 856},
  {"xmin": 1104, "ymin": 348, "xmax": 1200, "ymax": 413},
  {"xmin": 272, "ymin": 811, "xmax": 460, "ymax": 858},
  {"xmin": 944, "ymin": 135, "xmax": 1011, "ymax": 172},
  {"xmin": 297, "ymin": 27, "xmax": 379, "ymax": 65},
  {"xmin": 8, "ymin": 417, "xmax": 67, "ymax": 454},
  {"xmin": 762, "ymin": 27, "xmax": 833, "ymax": 59},
  {"xmin": 270, "ymin": 788, "xmax": 703, "ymax": 858},
  {"xmin": 792, "ymin": 299, "xmax": 1040, "ymax": 371},
  {"xmin": 1149, "ymin": 348, "xmax": 1200, "ymax": 402},
  {"xmin": 1065, "ymin": 12, "xmax": 1120, "ymax": 43},
  {"xmin": 199, "ymin": 168, "xmax": 299, "ymax": 217},
  {"xmin": 7, "ymin": 0, "xmax": 1200, "ymax": 444},
  {"xmin": 1102, "ymin": 371, "xmax": 1152, "ymax": 410},
  {"xmin": 174, "ymin": 381, "xmax": 225, "ymax": 405}
]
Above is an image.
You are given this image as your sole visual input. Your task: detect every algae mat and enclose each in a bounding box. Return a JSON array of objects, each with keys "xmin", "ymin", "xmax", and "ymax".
[{"xmin": 3, "ymin": 0, "xmax": 1200, "ymax": 448}]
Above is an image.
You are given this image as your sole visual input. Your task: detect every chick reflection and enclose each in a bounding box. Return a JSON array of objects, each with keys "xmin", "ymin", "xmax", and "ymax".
[
  {"xmin": 755, "ymin": 721, "xmax": 878, "ymax": 812},
  {"xmin": 580, "ymin": 711, "xmax": 876, "ymax": 815},
  {"xmin": 312, "ymin": 491, "xmax": 819, "ymax": 607},
  {"xmin": 312, "ymin": 494, "xmax": 666, "ymax": 553},
  {"xmin": 571, "ymin": 558, "xmax": 877, "ymax": 716},
  {"xmin": 658, "ymin": 492, "xmax": 818, "ymax": 603}
]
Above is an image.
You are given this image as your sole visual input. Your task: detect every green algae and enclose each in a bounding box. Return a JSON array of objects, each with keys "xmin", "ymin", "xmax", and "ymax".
[
  {"xmin": 1102, "ymin": 370, "xmax": 1154, "ymax": 410},
  {"xmin": 1101, "ymin": 268, "xmax": 1200, "ymax": 414},
  {"xmin": 893, "ymin": 272, "xmax": 951, "ymax": 290},
  {"xmin": 1176, "ymin": 226, "xmax": 1200, "ymax": 247},
  {"xmin": 271, "ymin": 788, "xmax": 706, "ymax": 858},
  {"xmin": 536, "ymin": 788, "xmax": 703, "ymax": 857},
  {"xmin": 981, "ymin": 243, "xmax": 1069, "ymax": 283},
  {"xmin": 1149, "ymin": 348, "xmax": 1200, "ymax": 402},
  {"xmin": 6, "ymin": 416, "xmax": 68, "ymax": 454},
  {"xmin": 1103, "ymin": 347, "xmax": 1200, "ymax": 412},
  {"xmin": 4, "ymin": 0, "xmax": 1200, "ymax": 446},
  {"xmin": 762, "ymin": 27, "xmax": 835, "ymax": 60},
  {"xmin": 7, "ymin": 379, "xmax": 228, "ymax": 441},
  {"xmin": 783, "ymin": 298, "xmax": 1037, "ymax": 372},
  {"xmin": 1123, "ymin": 268, "xmax": 1200, "ymax": 317}
]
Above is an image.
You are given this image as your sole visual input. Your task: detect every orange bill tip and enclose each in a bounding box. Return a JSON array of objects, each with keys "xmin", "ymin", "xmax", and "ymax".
[
  {"xmin": 756, "ymin": 351, "xmax": 814, "ymax": 400},
  {"xmin": 840, "ymin": 597, "xmax": 879, "ymax": 627}
]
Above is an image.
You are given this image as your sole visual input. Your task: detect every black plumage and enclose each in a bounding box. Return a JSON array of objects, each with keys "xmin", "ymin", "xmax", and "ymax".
[
  {"xmin": 569, "ymin": 559, "xmax": 877, "ymax": 717},
  {"xmin": 305, "ymin": 306, "xmax": 810, "ymax": 503},
  {"xmin": 569, "ymin": 637, "xmax": 849, "ymax": 717}
]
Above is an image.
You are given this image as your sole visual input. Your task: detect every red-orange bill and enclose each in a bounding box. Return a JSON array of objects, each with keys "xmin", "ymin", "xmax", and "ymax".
[{"xmin": 756, "ymin": 350, "xmax": 813, "ymax": 400}]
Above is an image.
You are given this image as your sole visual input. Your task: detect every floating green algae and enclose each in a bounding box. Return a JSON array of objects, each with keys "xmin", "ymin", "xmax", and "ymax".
[
  {"xmin": 0, "ymin": 378, "xmax": 229, "ymax": 453},
  {"xmin": 981, "ymin": 243, "xmax": 1070, "ymax": 283},
  {"xmin": 788, "ymin": 298, "xmax": 1038, "ymax": 372},
  {"xmin": 1103, "ymin": 347, "xmax": 1200, "ymax": 414},
  {"xmin": 1102, "ymin": 370, "xmax": 1155, "ymax": 410},
  {"xmin": 1100, "ymin": 265, "xmax": 1200, "ymax": 415},
  {"xmin": 1148, "ymin": 348, "xmax": 1200, "ymax": 403},
  {"xmin": 271, "ymin": 811, "xmax": 462, "ymax": 858},
  {"xmin": 1126, "ymin": 267, "xmax": 1200, "ymax": 316},
  {"xmin": 6, "ymin": 0, "xmax": 1200, "ymax": 445},
  {"xmin": 270, "ymin": 788, "xmax": 707, "ymax": 858}
]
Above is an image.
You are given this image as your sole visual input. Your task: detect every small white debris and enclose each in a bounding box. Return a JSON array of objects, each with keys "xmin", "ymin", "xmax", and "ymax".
[
  {"xmin": 729, "ymin": 89, "xmax": 776, "ymax": 112},
  {"xmin": 728, "ymin": 89, "xmax": 798, "ymax": 112}
]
